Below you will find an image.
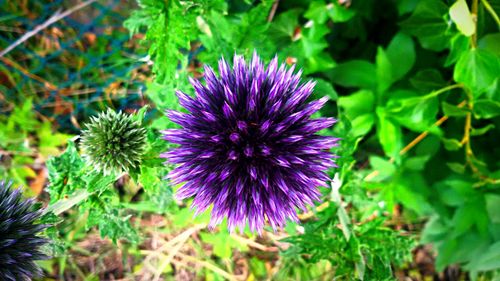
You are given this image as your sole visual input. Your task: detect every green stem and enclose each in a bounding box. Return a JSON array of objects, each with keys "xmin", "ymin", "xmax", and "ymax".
[{"xmin": 481, "ymin": 0, "xmax": 500, "ymax": 29}]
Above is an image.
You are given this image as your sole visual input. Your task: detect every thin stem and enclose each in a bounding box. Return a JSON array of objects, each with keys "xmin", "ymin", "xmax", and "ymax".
[
  {"xmin": 481, "ymin": 0, "xmax": 500, "ymax": 29},
  {"xmin": 471, "ymin": 0, "xmax": 479, "ymax": 48}
]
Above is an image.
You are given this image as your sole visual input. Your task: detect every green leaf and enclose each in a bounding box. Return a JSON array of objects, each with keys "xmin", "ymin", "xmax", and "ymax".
[
  {"xmin": 369, "ymin": 156, "xmax": 396, "ymax": 181},
  {"xmin": 442, "ymin": 138, "xmax": 463, "ymax": 151},
  {"xmin": 269, "ymin": 9, "xmax": 301, "ymax": 43},
  {"xmin": 445, "ymin": 34, "xmax": 470, "ymax": 66},
  {"xmin": 376, "ymin": 107, "xmax": 402, "ymax": 158},
  {"xmin": 436, "ymin": 239, "xmax": 458, "ymax": 271},
  {"xmin": 376, "ymin": 47, "xmax": 393, "ymax": 93},
  {"xmin": 96, "ymin": 209, "xmax": 139, "ymax": 244},
  {"xmin": 454, "ymin": 48, "xmax": 500, "ymax": 95},
  {"xmin": 478, "ymin": 33, "xmax": 500, "ymax": 56},
  {"xmin": 329, "ymin": 60, "xmax": 377, "ymax": 89},
  {"xmin": 449, "ymin": 0, "xmax": 475, "ymax": 36},
  {"xmin": 46, "ymin": 140, "xmax": 85, "ymax": 201},
  {"xmin": 386, "ymin": 90, "xmax": 440, "ymax": 133},
  {"xmin": 38, "ymin": 122, "xmax": 72, "ymax": 158},
  {"xmin": 410, "ymin": 69, "xmax": 447, "ymax": 92},
  {"xmin": 44, "ymin": 189, "xmax": 92, "ymax": 216},
  {"xmin": 400, "ymin": 0, "xmax": 453, "ymax": 51},
  {"xmin": 386, "ymin": 33, "xmax": 416, "ymax": 81},
  {"xmin": 304, "ymin": 1, "xmax": 329, "ymax": 24},
  {"xmin": 485, "ymin": 194, "xmax": 500, "ymax": 223},
  {"xmin": 447, "ymin": 162, "xmax": 466, "ymax": 174},
  {"xmin": 350, "ymin": 114, "xmax": 375, "ymax": 137},
  {"xmin": 338, "ymin": 90, "xmax": 375, "ymax": 116},
  {"xmin": 326, "ymin": 2, "xmax": 356, "ymax": 22},
  {"xmin": 471, "ymin": 124, "xmax": 495, "ymax": 136},
  {"xmin": 465, "ymin": 242, "xmax": 500, "ymax": 271},
  {"xmin": 404, "ymin": 155, "xmax": 431, "ymax": 171},
  {"xmin": 199, "ymin": 230, "xmax": 248, "ymax": 259},
  {"xmin": 442, "ymin": 101, "xmax": 469, "ymax": 117},
  {"xmin": 314, "ymin": 78, "xmax": 338, "ymax": 100},
  {"xmin": 452, "ymin": 203, "xmax": 477, "ymax": 236},
  {"xmin": 473, "ymin": 99, "xmax": 500, "ymax": 118}
]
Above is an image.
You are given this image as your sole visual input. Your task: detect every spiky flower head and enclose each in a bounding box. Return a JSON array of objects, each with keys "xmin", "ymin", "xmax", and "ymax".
[
  {"xmin": 0, "ymin": 181, "xmax": 48, "ymax": 280},
  {"xmin": 161, "ymin": 53, "xmax": 338, "ymax": 233},
  {"xmin": 80, "ymin": 109, "xmax": 147, "ymax": 175}
]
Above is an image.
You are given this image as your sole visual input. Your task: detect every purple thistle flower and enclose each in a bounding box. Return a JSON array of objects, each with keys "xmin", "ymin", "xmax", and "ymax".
[{"xmin": 161, "ymin": 53, "xmax": 338, "ymax": 233}]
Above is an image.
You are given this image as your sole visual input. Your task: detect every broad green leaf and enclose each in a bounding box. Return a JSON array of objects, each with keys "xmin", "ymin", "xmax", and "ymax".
[
  {"xmin": 376, "ymin": 107, "xmax": 402, "ymax": 158},
  {"xmin": 404, "ymin": 155, "xmax": 431, "ymax": 171},
  {"xmin": 386, "ymin": 90, "xmax": 439, "ymax": 133},
  {"xmin": 486, "ymin": 194, "xmax": 500, "ymax": 223},
  {"xmin": 410, "ymin": 69, "xmax": 447, "ymax": 91},
  {"xmin": 314, "ymin": 78, "xmax": 338, "ymax": 100},
  {"xmin": 338, "ymin": 90, "xmax": 375, "ymax": 116},
  {"xmin": 465, "ymin": 242, "xmax": 500, "ymax": 271},
  {"xmin": 350, "ymin": 114, "xmax": 375, "ymax": 137},
  {"xmin": 479, "ymin": 33, "xmax": 500, "ymax": 56},
  {"xmin": 442, "ymin": 101, "xmax": 469, "ymax": 117},
  {"xmin": 473, "ymin": 99, "xmax": 500, "ymax": 118},
  {"xmin": 447, "ymin": 162, "xmax": 466, "ymax": 174},
  {"xmin": 442, "ymin": 138, "xmax": 463, "ymax": 151},
  {"xmin": 400, "ymin": 0, "xmax": 453, "ymax": 51},
  {"xmin": 369, "ymin": 156, "xmax": 396, "ymax": 181},
  {"xmin": 452, "ymin": 203, "xmax": 477, "ymax": 236},
  {"xmin": 376, "ymin": 47, "xmax": 393, "ymax": 93},
  {"xmin": 386, "ymin": 33, "xmax": 416, "ymax": 81},
  {"xmin": 445, "ymin": 34, "xmax": 470, "ymax": 66},
  {"xmin": 436, "ymin": 239, "xmax": 458, "ymax": 271},
  {"xmin": 329, "ymin": 60, "xmax": 377, "ymax": 89},
  {"xmin": 394, "ymin": 183, "xmax": 433, "ymax": 215},
  {"xmin": 454, "ymin": 48, "xmax": 500, "ymax": 95},
  {"xmin": 449, "ymin": 0, "xmax": 475, "ymax": 36}
]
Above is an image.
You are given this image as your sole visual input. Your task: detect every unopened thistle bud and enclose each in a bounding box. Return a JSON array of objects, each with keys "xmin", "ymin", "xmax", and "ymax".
[{"xmin": 80, "ymin": 109, "xmax": 147, "ymax": 175}]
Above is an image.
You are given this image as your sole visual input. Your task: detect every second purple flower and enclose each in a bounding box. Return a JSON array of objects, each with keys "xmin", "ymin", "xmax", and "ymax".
[{"xmin": 162, "ymin": 53, "xmax": 338, "ymax": 233}]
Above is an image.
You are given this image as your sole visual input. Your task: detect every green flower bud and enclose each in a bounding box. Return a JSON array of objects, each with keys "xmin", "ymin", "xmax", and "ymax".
[{"xmin": 80, "ymin": 109, "xmax": 147, "ymax": 175}]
